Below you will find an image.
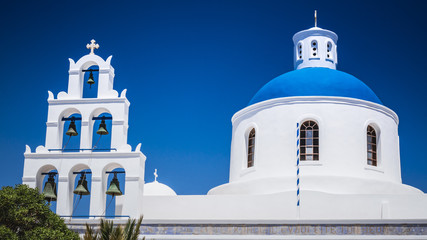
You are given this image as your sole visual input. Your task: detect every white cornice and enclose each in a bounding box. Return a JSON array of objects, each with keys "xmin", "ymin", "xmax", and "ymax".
[
  {"xmin": 48, "ymin": 97, "xmax": 130, "ymax": 106},
  {"xmin": 232, "ymin": 96, "xmax": 399, "ymax": 125},
  {"xmin": 63, "ymin": 215, "xmax": 427, "ymax": 225},
  {"xmin": 24, "ymin": 151, "xmax": 144, "ymax": 159},
  {"xmin": 125, "ymin": 216, "xmax": 427, "ymax": 225}
]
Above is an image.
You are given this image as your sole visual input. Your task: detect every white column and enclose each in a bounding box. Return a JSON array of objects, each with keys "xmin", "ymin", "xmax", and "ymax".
[
  {"xmin": 80, "ymin": 121, "xmax": 91, "ymax": 150},
  {"xmin": 22, "ymin": 177, "xmax": 36, "ymax": 188},
  {"xmin": 56, "ymin": 176, "xmax": 72, "ymax": 216},
  {"xmin": 121, "ymin": 176, "xmax": 144, "ymax": 218},
  {"xmin": 67, "ymin": 71, "xmax": 82, "ymax": 98},
  {"xmin": 97, "ymin": 70, "xmax": 113, "ymax": 98},
  {"xmin": 111, "ymin": 121, "xmax": 126, "ymax": 149},
  {"xmin": 89, "ymin": 174, "xmax": 106, "ymax": 216},
  {"xmin": 45, "ymin": 122, "xmax": 60, "ymax": 149}
]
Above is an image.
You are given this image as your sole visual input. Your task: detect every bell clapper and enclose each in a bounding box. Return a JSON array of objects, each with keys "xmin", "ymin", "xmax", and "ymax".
[
  {"xmin": 92, "ymin": 135, "xmax": 102, "ymax": 150},
  {"xmin": 71, "ymin": 194, "xmax": 82, "ymax": 216},
  {"xmin": 62, "ymin": 135, "xmax": 72, "ymax": 150}
]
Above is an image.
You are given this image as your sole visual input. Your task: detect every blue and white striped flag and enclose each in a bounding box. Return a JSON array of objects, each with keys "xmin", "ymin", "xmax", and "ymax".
[{"xmin": 296, "ymin": 123, "xmax": 300, "ymax": 209}]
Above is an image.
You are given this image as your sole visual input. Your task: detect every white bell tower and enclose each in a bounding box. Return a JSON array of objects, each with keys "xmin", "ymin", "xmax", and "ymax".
[{"xmin": 22, "ymin": 40, "xmax": 145, "ymax": 219}]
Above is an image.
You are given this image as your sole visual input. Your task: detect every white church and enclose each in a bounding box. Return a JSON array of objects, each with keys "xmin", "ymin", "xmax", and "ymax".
[{"xmin": 22, "ymin": 18, "xmax": 427, "ymax": 239}]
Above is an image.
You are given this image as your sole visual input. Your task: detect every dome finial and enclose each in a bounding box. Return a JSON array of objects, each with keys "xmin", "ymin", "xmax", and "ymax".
[
  {"xmin": 314, "ymin": 10, "xmax": 317, "ymax": 28},
  {"xmin": 154, "ymin": 169, "xmax": 158, "ymax": 182}
]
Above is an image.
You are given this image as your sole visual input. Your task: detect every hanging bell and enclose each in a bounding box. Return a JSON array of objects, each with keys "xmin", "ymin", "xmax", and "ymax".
[
  {"xmin": 106, "ymin": 173, "xmax": 122, "ymax": 197},
  {"xmin": 73, "ymin": 175, "xmax": 90, "ymax": 196},
  {"xmin": 96, "ymin": 118, "xmax": 109, "ymax": 135},
  {"xmin": 43, "ymin": 174, "xmax": 57, "ymax": 202},
  {"xmin": 66, "ymin": 119, "xmax": 78, "ymax": 136},
  {"xmin": 87, "ymin": 71, "xmax": 95, "ymax": 88}
]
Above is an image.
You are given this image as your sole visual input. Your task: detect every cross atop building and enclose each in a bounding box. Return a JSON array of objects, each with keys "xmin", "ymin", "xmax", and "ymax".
[
  {"xmin": 86, "ymin": 39, "xmax": 99, "ymax": 55},
  {"xmin": 154, "ymin": 169, "xmax": 158, "ymax": 182}
]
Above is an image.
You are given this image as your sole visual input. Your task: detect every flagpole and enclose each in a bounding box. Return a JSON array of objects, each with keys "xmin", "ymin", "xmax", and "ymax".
[{"xmin": 296, "ymin": 123, "xmax": 301, "ymax": 219}]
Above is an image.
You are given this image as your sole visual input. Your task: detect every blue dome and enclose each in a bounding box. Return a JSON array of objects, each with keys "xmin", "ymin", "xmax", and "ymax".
[{"xmin": 249, "ymin": 68, "xmax": 382, "ymax": 105}]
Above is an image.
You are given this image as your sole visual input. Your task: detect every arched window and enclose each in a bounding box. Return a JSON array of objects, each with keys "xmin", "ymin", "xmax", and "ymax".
[
  {"xmin": 297, "ymin": 42, "xmax": 303, "ymax": 60},
  {"xmin": 367, "ymin": 126, "xmax": 377, "ymax": 166},
  {"xmin": 72, "ymin": 169, "xmax": 92, "ymax": 218},
  {"xmin": 105, "ymin": 167, "xmax": 126, "ymax": 216},
  {"xmin": 300, "ymin": 121, "xmax": 319, "ymax": 161},
  {"xmin": 247, "ymin": 129, "xmax": 255, "ymax": 168},
  {"xmin": 326, "ymin": 41, "xmax": 333, "ymax": 60},
  {"xmin": 83, "ymin": 65, "xmax": 99, "ymax": 99},
  {"xmin": 311, "ymin": 40, "xmax": 318, "ymax": 57},
  {"xmin": 92, "ymin": 112, "xmax": 112, "ymax": 151},
  {"xmin": 62, "ymin": 113, "xmax": 81, "ymax": 152},
  {"xmin": 40, "ymin": 169, "xmax": 58, "ymax": 213}
]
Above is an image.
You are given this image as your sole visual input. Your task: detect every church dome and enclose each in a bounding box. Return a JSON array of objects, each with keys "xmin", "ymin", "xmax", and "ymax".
[
  {"xmin": 249, "ymin": 68, "xmax": 382, "ymax": 106},
  {"xmin": 144, "ymin": 180, "xmax": 177, "ymax": 196}
]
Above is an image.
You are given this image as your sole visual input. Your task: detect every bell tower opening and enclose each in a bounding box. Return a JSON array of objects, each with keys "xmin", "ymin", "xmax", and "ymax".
[
  {"xmin": 41, "ymin": 169, "xmax": 58, "ymax": 213},
  {"xmin": 92, "ymin": 112, "xmax": 112, "ymax": 151},
  {"xmin": 72, "ymin": 169, "xmax": 92, "ymax": 218},
  {"xmin": 82, "ymin": 65, "xmax": 100, "ymax": 99},
  {"xmin": 62, "ymin": 113, "xmax": 82, "ymax": 151},
  {"xmin": 105, "ymin": 168, "xmax": 126, "ymax": 218}
]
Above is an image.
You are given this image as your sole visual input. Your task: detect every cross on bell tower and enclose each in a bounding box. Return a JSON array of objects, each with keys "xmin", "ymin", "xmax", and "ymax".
[{"xmin": 86, "ymin": 39, "xmax": 99, "ymax": 55}]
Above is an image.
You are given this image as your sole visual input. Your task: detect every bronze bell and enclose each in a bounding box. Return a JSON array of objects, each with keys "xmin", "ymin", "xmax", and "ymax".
[
  {"xmin": 96, "ymin": 118, "xmax": 109, "ymax": 135},
  {"xmin": 43, "ymin": 174, "xmax": 57, "ymax": 202},
  {"xmin": 66, "ymin": 119, "xmax": 78, "ymax": 137},
  {"xmin": 87, "ymin": 71, "xmax": 95, "ymax": 88},
  {"xmin": 106, "ymin": 173, "xmax": 122, "ymax": 197},
  {"xmin": 73, "ymin": 174, "xmax": 90, "ymax": 196}
]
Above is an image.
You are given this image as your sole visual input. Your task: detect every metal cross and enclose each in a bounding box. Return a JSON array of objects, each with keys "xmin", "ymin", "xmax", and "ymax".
[
  {"xmin": 154, "ymin": 169, "xmax": 158, "ymax": 182},
  {"xmin": 86, "ymin": 39, "xmax": 99, "ymax": 54},
  {"xmin": 314, "ymin": 10, "xmax": 317, "ymax": 28}
]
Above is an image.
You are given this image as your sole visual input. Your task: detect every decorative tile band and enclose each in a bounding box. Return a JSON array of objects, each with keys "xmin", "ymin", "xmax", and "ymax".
[
  {"xmin": 69, "ymin": 223, "xmax": 427, "ymax": 236},
  {"xmin": 140, "ymin": 224, "xmax": 427, "ymax": 236}
]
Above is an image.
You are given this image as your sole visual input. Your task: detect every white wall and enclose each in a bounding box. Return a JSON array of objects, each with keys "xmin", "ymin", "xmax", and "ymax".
[
  {"xmin": 209, "ymin": 96, "xmax": 422, "ymax": 195},
  {"xmin": 22, "ymin": 52, "xmax": 146, "ymax": 219},
  {"xmin": 292, "ymin": 27, "xmax": 338, "ymax": 70},
  {"xmin": 141, "ymin": 191, "xmax": 427, "ymax": 222}
]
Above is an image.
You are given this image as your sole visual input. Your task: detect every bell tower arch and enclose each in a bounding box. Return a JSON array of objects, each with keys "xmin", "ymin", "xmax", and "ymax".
[{"xmin": 22, "ymin": 40, "xmax": 145, "ymax": 219}]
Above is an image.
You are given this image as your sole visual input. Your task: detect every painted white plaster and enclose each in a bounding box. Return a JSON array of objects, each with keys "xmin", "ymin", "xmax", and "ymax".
[
  {"xmin": 209, "ymin": 96, "xmax": 421, "ymax": 195},
  {"xmin": 22, "ymin": 28, "xmax": 427, "ymax": 239},
  {"xmin": 144, "ymin": 181, "xmax": 177, "ymax": 196},
  {"xmin": 22, "ymin": 52, "xmax": 145, "ymax": 219},
  {"xmin": 140, "ymin": 191, "xmax": 427, "ymax": 222},
  {"xmin": 293, "ymin": 27, "xmax": 338, "ymax": 70}
]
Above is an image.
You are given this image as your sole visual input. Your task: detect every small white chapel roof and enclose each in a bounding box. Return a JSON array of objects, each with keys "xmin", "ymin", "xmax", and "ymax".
[{"xmin": 144, "ymin": 169, "xmax": 177, "ymax": 196}]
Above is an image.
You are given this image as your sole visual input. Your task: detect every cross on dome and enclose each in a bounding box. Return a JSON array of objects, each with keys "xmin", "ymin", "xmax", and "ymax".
[
  {"xmin": 86, "ymin": 39, "xmax": 99, "ymax": 55},
  {"xmin": 154, "ymin": 169, "xmax": 158, "ymax": 182},
  {"xmin": 314, "ymin": 10, "xmax": 317, "ymax": 27}
]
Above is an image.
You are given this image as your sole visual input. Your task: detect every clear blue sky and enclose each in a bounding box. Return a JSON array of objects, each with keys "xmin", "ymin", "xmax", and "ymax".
[{"xmin": 0, "ymin": 0, "xmax": 426, "ymax": 198}]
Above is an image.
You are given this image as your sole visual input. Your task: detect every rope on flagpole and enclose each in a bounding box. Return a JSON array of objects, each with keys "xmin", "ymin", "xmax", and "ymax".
[{"xmin": 296, "ymin": 122, "xmax": 301, "ymax": 218}]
